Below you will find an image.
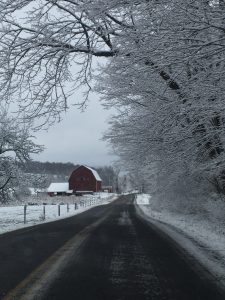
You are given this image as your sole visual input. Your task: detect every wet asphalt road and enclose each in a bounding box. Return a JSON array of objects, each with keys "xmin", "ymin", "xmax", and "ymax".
[
  {"xmin": 0, "ymin": 202, "xmax": 111, "ymax": 299},
  {"xmin": 0, "ymin": 195, "xmax": 224, "ymax": 300}
]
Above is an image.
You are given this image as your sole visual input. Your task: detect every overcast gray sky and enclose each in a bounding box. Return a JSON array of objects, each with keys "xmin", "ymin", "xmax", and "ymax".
[{"xmin": 33, "ymin": 92, "xmax": 116, "ymax": 167}]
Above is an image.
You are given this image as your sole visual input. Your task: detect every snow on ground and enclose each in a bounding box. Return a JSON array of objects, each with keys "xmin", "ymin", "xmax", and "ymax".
[
  {"xmin": 0, "ymin": 193, "xmax": 118, "ymax": 235},
  {"xmin": 136, "ymin": 193, "xmax": 225, "ymax": 289}
]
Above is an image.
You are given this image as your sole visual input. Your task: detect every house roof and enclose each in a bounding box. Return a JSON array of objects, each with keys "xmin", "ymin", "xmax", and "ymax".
[
  {"xmin": 82, "ymin": 165, "xmax": 102, "ymax": 181},
  {"xmin": 47, "ymin": 182, "xmax": 70, "ymax": 193}
]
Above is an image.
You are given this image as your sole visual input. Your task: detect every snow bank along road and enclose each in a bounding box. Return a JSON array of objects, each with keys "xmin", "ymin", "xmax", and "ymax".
[
  {"xmin": 0, "ymin": 193, "xmax": 116, "ymax": 235},
  {"xmin": 0, "ymin": 195, "xmax": 224, "ymax": 300}
]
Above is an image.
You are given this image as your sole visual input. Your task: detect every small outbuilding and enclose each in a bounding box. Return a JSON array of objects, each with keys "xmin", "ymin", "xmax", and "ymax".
[
  {"xmin": 69, "ymin": 165, "xmax": 102, "ymax": 194},
  {"xmin": 47, "ymin": 182, "xmax": 72, "ymax": 196},
  {"xmin": 102, "ymin": 186, "xmax": 113, "ymax": 193}
]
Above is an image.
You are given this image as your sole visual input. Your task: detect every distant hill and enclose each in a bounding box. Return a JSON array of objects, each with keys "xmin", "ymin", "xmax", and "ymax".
[
  {"xmin": 19, "ymin": 161, "xmax": 116, "ymax": 187},
  {"xmin": 20, "ymin": 161, "xmax": 78, "ymax": 176}
]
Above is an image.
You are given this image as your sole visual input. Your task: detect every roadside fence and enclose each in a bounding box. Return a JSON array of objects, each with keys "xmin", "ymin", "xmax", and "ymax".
[{"xmin": 22, "ymin": 195, "xmax": 110, "ymax": 224}]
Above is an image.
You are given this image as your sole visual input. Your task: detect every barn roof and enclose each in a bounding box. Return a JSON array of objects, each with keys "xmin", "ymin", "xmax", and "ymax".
[
  {"xmin": 83, "ymin": 165, "xmax": 102, "ymax": 181},
  {"xmin": 47, "ymin": 182, "xmax": 70, "ymax": 193}
]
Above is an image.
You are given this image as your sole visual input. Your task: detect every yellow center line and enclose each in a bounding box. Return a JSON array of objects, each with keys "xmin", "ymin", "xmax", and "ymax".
[{"xmin": 3, "ymin": 213, "xmax": 109, "ymax": 300}]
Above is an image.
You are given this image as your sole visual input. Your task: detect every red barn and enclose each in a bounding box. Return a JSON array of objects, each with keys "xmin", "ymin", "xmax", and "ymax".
[{"xmin": 69, "ymin": 165, "xmax": 102, "ymax": 193}]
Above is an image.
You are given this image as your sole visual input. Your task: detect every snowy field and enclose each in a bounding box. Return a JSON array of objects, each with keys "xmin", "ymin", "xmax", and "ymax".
[
  {"xmin": 136, "ymin": 194, "xmax": 225, "ymax": 288},
  {"xmin": 0, "ymin": 193, "xmax": 118, "ymax": 235}
]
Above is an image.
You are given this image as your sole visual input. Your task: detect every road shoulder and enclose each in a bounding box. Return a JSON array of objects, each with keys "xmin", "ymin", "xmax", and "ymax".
[{"xmin": 135, "ymin": 202, "xmax": 225, "ymax": 296}]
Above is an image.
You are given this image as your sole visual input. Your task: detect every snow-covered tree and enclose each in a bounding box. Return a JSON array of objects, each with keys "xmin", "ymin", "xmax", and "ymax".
[
  {"xmin": 0, "ymin": 0, "xmax": 120, "ymax": 123},
  {"xmin": 1, "ymin": 0, "xmax": 225, "ymax": 199},
  {"xmin": 99, "ymin": 0, "xmax": 225, "ymax": 196},
  {"xmin": 0, "ymin": 109, "xmax": 43, "ymax": 202}
]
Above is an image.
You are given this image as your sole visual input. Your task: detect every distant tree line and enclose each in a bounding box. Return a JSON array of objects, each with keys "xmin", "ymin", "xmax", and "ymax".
[
  {"xmin": 19, "ymin": 161, "xmax": 79, "ymax": 177},
  {"xmin": 19, "ymin": 161, "xmax": 116, "ymax": 188}
]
